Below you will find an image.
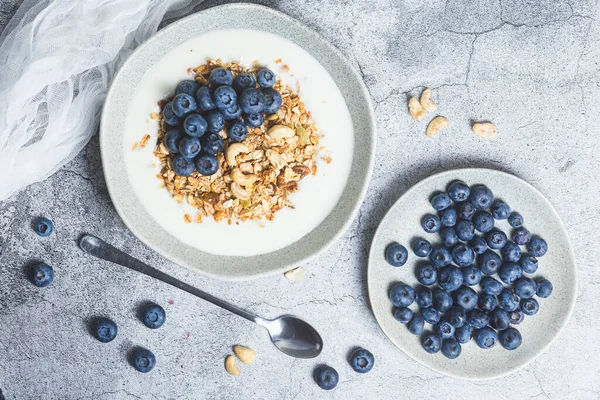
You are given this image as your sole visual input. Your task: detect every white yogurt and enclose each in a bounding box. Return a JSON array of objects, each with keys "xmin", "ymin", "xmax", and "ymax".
[{"xmin": 123, "ymin": 29, "xmax": 354, "ymax": 256}]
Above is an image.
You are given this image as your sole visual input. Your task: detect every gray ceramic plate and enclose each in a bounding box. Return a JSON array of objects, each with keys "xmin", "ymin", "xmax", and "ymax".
[
  {"xmin": 100, "ymin": 3, "xmax": 375, "ymax": 280},
  {"xmin": 368, "ymin": 168, "xmax": 577, "ymax": 380}
]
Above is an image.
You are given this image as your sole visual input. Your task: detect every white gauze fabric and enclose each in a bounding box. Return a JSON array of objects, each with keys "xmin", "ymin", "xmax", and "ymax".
[{"xmin": 0, "ymin": 0, "xmax": 201, "ymax": 200}]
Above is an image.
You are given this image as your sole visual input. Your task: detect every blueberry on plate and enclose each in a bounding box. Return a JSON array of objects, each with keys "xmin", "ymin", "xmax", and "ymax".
[
  {"xmin": 416, "ymin": 286, "xmax": 433, "ymax": 308},
  {"xmin": 389, "ymin": 283, "xmax": 415, "ymax": 307},
  {"xmin": 501, "ymin": 241, "xmax": 521, "ymax": 262},
  {"xmin": 31, "ymin": 263, "xmax": 54, "ymax": 287},
  {"xmin": 243, "ymin": 112, "xmax": 264, "ymax": 128},
  {"xmin": 239, "ymin": 88, "xmax": 265, "ymax": 114},
  {"xmin": 498, "ymin": 262, "xmax": 522, "ymax": 285},
  {"xmin": 440, "ymin": 208, "xmax": 457, "ymax": 227},
  {"xmin": 200, "ymin": 133, "xmax": 225, "ymax": 155},
  {"xmin": 94, "ymin": 318, "xmax": 117, "ymax": 343},
  {"xmin": 393, "ymin": 307, "xmax": 413, "ymax": 323},
  {"xmin": 412, "ymin": 238, "xmax": 432, "ymax": 257},
  {"xmin": 213, "ymin": 85, "xmax": 237, "ymax": 110},
  {"xmin": 183, "ymin": 113, "xmax": 208, "ymax": 138},
  {"xmin": 453, "ymin": 286, "xmax": 478, "ymax": 311},
  {"xmin": 486, "ymin": 229, "xmax": 508, "ymax": 250},
  {"xmin": 172, "ymin": 156, "xmax": 195, "ymax": 177},
  {"xmin": 536, "ymin": 279, "xmax": 553, "ymax": 298},
  {"xmin": 498, "ymin": 288, "xmax": 520, "ymax": 312},
  {"xmin": 422, "ymin": 334, "xmax": 442, "ymax": 354},
  {"xmin": 131, "ymin": 348, "xmax": 156, "ymax": 373},
  {"xmin": 434, "ymin": 319, "xmax": 455, "ymax": 339},
  {"xmin": 195, "ymin": 153, "xmax": 219, "ymax": 176},
  {"xmin": 447, "ymin": 305, "xmax": 466, "ymax": 328},
  {"xmin": 314, "ymin": 365, "xmax": 339, "ymax": 390},
  {"xmin": 227, "ymin": 120, "xmax": 248, "ymax": 142},
  {"xmin": 421, "ymin": 214, "xmax": 441, "ymax": 233},
  {"xmin": 472, "ymin": 211, "xmax": 494, "ymax": 233},
  {"xmin": 143, "ymin": 304, "xmax": 166, "ymax": 329},
  {"xmin": 458, "ymin": 202, "xmax": 476, "ymax": 220},
  {"xmin": 480, "ymin": 276, "xmax": 503, "ymax": 296},
  {"xmin": 416, "ymin": 263, "xmax": 438, "ymax": 286},
  {"xmin": 466, "ymin": 309, "xmax": 489, "ymax": 329},
  {"xmin": 262, "ymin": 88, "xmax": 283, "ymax": 114},
  {"xmin": 499, "ymin": 327, "xmax": 522, "ymax": 350},
  {"xmin": 429, "ymin": 246, "xmax": 452, "ymax": 268},
  {"xmin": 455, "ymin": 323, "xmax": 473, "ymax": 343},
  {"xmin": 521, "ymin": 298, "xmax": 539, "ymax": 316},
  {"xmin": 204, "ymin": 110, "xmax": 225, "ymax": 134},
  {"xmin": 470, "ymin": 236, "xmax": 488, "ymax": 254},
  {"xmin": 452, "ymin": 243, "xmax": 474, "ymax": 267},
  {"xmin": 164, "ymin": 129, "xmax": 185, "ymax": 153},
  {"xmin": 431, "ymin": 192, "xmax": 452, "ymax": 211},
  {"xmin": 432, "ymin": 288, "xmax": 454, "ymax": 313},
  {"xmin": 34, "ymin": 217, "xmax": 54, "ymax": 237},
  {"xmin": 508, "ymin": 309, "xmax": 524, "ymax": 325},
  {"xmin": 209, "ymin": 67, "xmax": 233, "ymax": 87},
  {"xmin": 162, "ymin": 101, "xmax": 180, "ymax": 126},
  {"xmin": 470, "ymin": 184, "xmax": 494, "ymax": 210},
  {"xmin": 489, "ymin": 308, "xmax": 511, "ymax": 330},
  {"xmin": 456, "ymin": 220, "xmax": 475, "ymax": 241},
  {"xmin": 233, "ymin": 73, "xmax": 256, "ymax": 92},
  {"xmin": 172, "ymin": 93, "xmax": 197, "ymax": 118},
  {"xmin": 175, "ymin": 80, "xmax": 200, "ymax": 96},
  {"xmin": 441, "ymin": 339, "xmax": 462, "ymax": 359},
  {"xmin": 462, "ymin": 266, "xmax": 482, "ymax": 286},
  {"xmin": 475, "ymin": 327, "xmax": 498, "ymax": 349},
  {"xmin": 527, "ymin": 236, "xmax": 548, "ymax": 257},
  {"xmin": 438, "ymin": 265, "xmax": 463, "ymax": 292},
  {"xmin": 349, "ymin": 348, "xmax": 375, "ymax": 373},
  {"xmin": 477, "ymin": 250, "xmax": 502, "ymax": 275},
  {"xmin": 407, "ymin": 314, "xmax": 425, "ymax": 335},
  {"xmin": 490, "ymin": 199, "xmax": 510, "ymax": 220},
  {"xmin": 421, "ymin": 307, "xmax": 441, "ymax": 324},
  {"xmin": 195, "ymin": 86, "xmax": 216, "ymax": 112},
  {"xmin": 519, "ymin": 255, "xmax": 538, "ymax": 274},
  {"xmin": 514, "ymin": 277, "xmax": 537, "ymax": 299},
  {"xmin": 508, "ymin": 212, "xmax": 523, "ymax": 228},
  {"xmin": 447, "ymin": 180, "xmax": 470, "ymax": 203},
  {"xmin": 221, "ymin": 104, "xmax": 243, "ymax": 120},
  {"xmin": 385, "ymin": 243, "xmax": 408, "ymax": 267},
  {"xmin": 478, "ymin": 294, "xmax": 498, "ymax": 313},
  {"xmin": 178, "ymin": 137, "xmax": 202, "ymax": 159},
  {"xmin": 257, "ymin": 68, "xmax": 276, "ymax": 88},
  {"xmin": 439, "ymin": 227, "xmax": 459, "ymax": 247},
  {"xmin": 512, "ymin": 227, "xmax": 531, "ymax": 245}
]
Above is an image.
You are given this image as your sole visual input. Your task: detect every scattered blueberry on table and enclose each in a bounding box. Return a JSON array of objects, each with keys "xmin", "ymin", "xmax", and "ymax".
[
  {"xmin": 31, "ymin": 263, "xmax": 54, "ymax": 287},
  {"xmin": 93, "ymin": 318, "xmax": 118, "ymax": 343},
  {"xmin": 131, "ymin": 348, "xmax": 156, "ymax": 373},
  {"xmin": 34, "ymin": 217, "xmax": 54, "ymax": 237},
  {"xmin": 314, "ymin": 365, "xmax": 339, "ymax": 390},
  {"xmin": 349, "ymin": 348, "xmax": 375, "ymax": 373},
  {"xmin": 143, "ymin": 304, "xmax": 166, "ymax": 329}
]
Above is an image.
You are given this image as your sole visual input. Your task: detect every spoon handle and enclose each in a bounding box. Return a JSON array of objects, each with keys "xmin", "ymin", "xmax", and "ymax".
[{"xmin": 79, "ymin": 234, "xmax": 260, "ymax": 324}]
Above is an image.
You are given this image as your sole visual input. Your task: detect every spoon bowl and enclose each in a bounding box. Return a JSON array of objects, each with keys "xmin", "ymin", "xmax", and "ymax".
[{"xmin": 259, "ymin": 316, "xmax": 323, "ymax": 359}]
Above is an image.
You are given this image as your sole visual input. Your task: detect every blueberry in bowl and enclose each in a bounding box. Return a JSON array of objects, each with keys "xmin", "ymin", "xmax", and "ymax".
[
  {"xmin": 447, "ymin": 305, "xmax": 466, "ymax": 328},
  {"xmin": 429, "ymin": 246, "xmax": 452, "ymax": 268},
  {"xmin": 521, "ymin": 298, "xmax": 539, "ymax": 316},
  {"xmin": 438, "ymin": 265, "xmax": 463, "ymax": 292},
  {"xmin": 508, "ymin": 309, "xmax": 525, "ymax": 325},
  {"xmin": 349, "ymin": 348, "xmax": 375, "ymax": 373},
  {"xmin": 415, "ymin": 286, "xmax": 433, "ymax": 308},
  {"xmin": 243, "ymin": 112, "xmax": 264, "ymax": 128},
  {"xmin": 227, "ymin": 120, "xmax": 248, "ymax": 142},
  {"xmin": 536, "ymin": 279, "xmax": 553, "ymax": 298},
  {"xmin": 490, "ymin": 199, "xmax": 510, "ymax": 220},
  {"xmin": 486, "ymin": 229, "xmax": 508, "ymax": 250},
  {"xmin": 453, "ymin": 286, "xmax": 478, "ymax": 311},
  {"xmin": 498, "ymin": 327, "xmax": 522, "ymax": 350},
  {"xmin": 478, "ymin": 294, "xmax": 498, "ymax": 313},
  {"xmin": 385, "ymin": 243, "xmax": 408, "ymax": 267},
  {"xmin": 204, "ymin": 110, "xmax": 225, "ymax": 134},
  {"xmin": 178, "ymin": 137, "xmax": 202, "ymax": 159},
  {"xmin": 501, "ymin": 241, "xmax": 521, "ymax": 262},
  {"xmin": 175, "ymin": 79, "xmax": 200, "ymax": 96},
  {"xmin": 164, "ymin": 129, "xmax": 185, "ymax": 153},
  {"xmin": 393, "ymin": 307, "xmax": 413, "ymax": 323},
  {"xmin": 183, "ymin": 113, "xmax": 208, "ymax": 137},
  {"xmin": 440, "ymin": 207, "xmax": 457, "ymax": 227},
  {"xmin": 498, "ymin": 262, "xmax": 522, "ymax": 285},
  {"xmin": 458, "ymin": 201, "xmax": 476, "ymax": 220},
  {"xmin": 171, "ymin": 93, "xmax": 197, "ymax": 118},
  {"xmin": 195, "ymin": 86, "xmax": 216, "ymax": 112},
  {"xmin": 451, "ymin": 243, "xmax": 474, "ymax": 267},
  {"xmin": 208, "ymin": 67, "xmax": 233, "ymax": 87},
  {"xmin": 430, "ymin": 192, "xmax": 451, "ymax": 211},
  {"xmin": 421, "ymin": 307, "xmax": 441, "ymax": 324},
  {"xmin": 489, "ymin": 308, "xmax": 511, "ymax": 330},
  {"xmin": 200, "ymin": 133, "xmax": 225, "ymax": 155},
  {"xmin": 466, "ymin": 309, "xmax": 490, "ymax": 329},
  {"xmin": 508, "ymin": 211, "xmax": 523, "ymax": 227},
  {"xmin": 421, "ymin": 214, "xmax": 441, "ymax": 233},
  {"xmin": 432, "ymin": 288, "xmax": 454, "ymax": 313},
  {"xmin": 447, "ymin": 180, "xmax": 470, "ymax": 202},
  {"xmin": 474, "ymin": 326, "xmax": 498, "ymax": 349},
  {"xmin": 412, "ymin": 238, "xmax": 432, "ymax": 257},
  {"xmin": 257, "ymin": 68, "xmax": 276, "ymax": 88},
  {"xmin": 462, "ymin": 266, "xmax": 482, "ymax": 286},
  {"xmin": 422, "ymin": 333, "xmax": 442, "ymax": 353},
  {"xmin": 455, "ymin": 220, "xmax": 475, "ymax": 241},
  {"xmin": 233, "ymin": 73, "xmax": 256, "ymax": 92},
  {"xmin": 161, "ymin": 101, "xmax": 180, "ymax": 126},
  {"xmin": 407, "ymin": 314, "xmax": 425, "ymax": 335},
  {"xmin": 473, "ymin": 211, "xmax": 494, "ymax": 233},
  {"xmin": 470, "ymin": 236, "xmax": 488, "ymax": 254},
  {"xmin": 389, "ymin": 283, "xmax": 415, "ymax": 307},
  {"xmin": 31, "ymin": 263, "xmax": 54, "ymax": 287},
  {"xmin": 439, "ymin": 227, "xmax": 458, "ymax": 247},
  {"xmin": 527, "ymin": 236, "xmax": 548, "ymax": 257},
  {"xmin": 239, "ymin": 88, "xmax": 265, "ymax": 114},
  {"xmin": 498, "ymin": 288, "xmax": 520, "ymax": 312},
  {"xmin": 213, "ymin": 85, "xmax": 237, "ymax": 110},
  {"xmin": 480, "ymin": 276, "xmax": 503, "ymax": 295},
  {"xmin": 221, "ymin": 104, "xmax": 243, "ymax": 120},
  {"xmin": 262, "ymin": 88, "xmax": 283, "ymax": 114},
  {"xmin": 441, "ymin": 339, "xmax": 462, "ymax": 359},
  {"xmin": 455, "ymin": 323, "xmax": 473, "ymax": 343},
  {"xmin": 519, "ymin": 255, "xmax": 538, "ymax": 274},
  {"xmin": 434, "ymin": 319, "xmax": 455, "ymax": 340},
  {"xmin": 416, "ymin": 263, "xmax": 438, "ymax": 286},
  {"xmin": 172, "ymin": 156, "xmax": 195, "ymax": 177},
  {"xmin": 514, "ymin": 277, "xmax": 537, "ymax": 299},
  {"xmin": 512, "ymin": 227, "xmax": 531, "ymax": 245},
  {"xmin": 477, "ymin": 250, "xmax": 502, "ymax": 275},
  {"xmin": 470, "ymin": 184, "xmax": 494, "ymax": 210},
  {"xmin": 195, "ymin": 154, "xmax": 219, "ymax": 176}
]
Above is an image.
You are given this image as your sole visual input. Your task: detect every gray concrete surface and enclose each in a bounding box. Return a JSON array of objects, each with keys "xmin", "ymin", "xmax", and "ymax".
[{"xmin": 1, "ymin": 0, "xmax": 600, "ymax": 399}]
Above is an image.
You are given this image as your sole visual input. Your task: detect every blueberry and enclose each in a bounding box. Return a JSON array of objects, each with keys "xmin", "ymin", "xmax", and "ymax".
[
  {"xmin": 393, "ymin": 307, "xmax": 413, "ymax": 323},
  {"xmin": 195, "ymin": 153, "xmax": 219, "ymax": 176},
  {"xmin": 527, "ymin": 236, "xmax": 548, "ymax": 257},
  {"xmin": 438, "ymin": 265, "xmax": 463, "ymax": 292},
  {"xmin": 162, "ymin": 101, "xmax": 180, "ymax": 126},
  {"xmin": 470, "ymin": 185, "xmax": 494, "ymax": 210},
  {"xmin": 131, "ymin": 348, "xmax": 156, "ymax": 373},
  {"xmin": 480, "ymin": 276, "xmax": 503, "ymax": 296},
  {"xmin": 221, "ymin": 103, "xmax": 242, "ymax": 120},
  {"xmin": 466, "ymin": 309, "xmax": 490, "ymax": 329},
  {"xmin": 490, "ymin": 200, "xmax": 510, "ymax": 220},
  {"xmin": 429, "ymin": 246, "xmax": 452, "ymax": 268},
  {"xmin": 462, "ymin": 266, "xmax": 482, "ymax": 286},
  {"xmin": 407, "ymin": 314, "xmax": 425, "ymax": 335},
  {"xmin": 452, "ymin": 244, "xmax": 474, "ymax": 267},
  {"xmin": 441, "ymin": 339, "xmax": 462, "ymax": 359},
  {"xmin": 440, "ymin": 208, "xmax": 457, "ymax": 227},
  {"xmin": 499, "ymin": 327, "xmax": 522, "ymax": 350},
  {"xmin": 521, "ymin": 298, "xmax": 539, "ymax": 316},
  {"xmin": 458, "ymin": 202, "xmax": 476, "ymax": 220},
  {"xmin": 421, "ymin": 307, "xmax": 441, "ymax": 324},
  {"xmin": 501, "ymin": 241, "xmax": 521, "ymax": 262},
  {"xmin": 178, "ymin": 137, "xmax": 202, "ymax": 158},
  {"xmin": 536, "ymin": 279, "xmax": 553, "ymax": 298},
  {"xmin": 233, "ymin": 73, "xmax": 256, "ymax": 92},
  {"xmin": 508, "ymin": 309, "xmax": 524, "ymax": 325},
  {"xmin": 243, "ymin": 112, "xmax": 264, "ymax": 128},
  {"xmin": 34, "ymin": 217, "xmax": 54, "ymax": 237},
  {"xmin": 172, "ymin": 156, "xmax": 195, "ymax": 177},
  {"xmin": 143, "ymin": 304, "xmax": 166, "ymax": 329},
  {"xmin": 176, "ymin": 80, "xmax": 200, "ymax": 96},
  {"xmin": 164, "ymin": 129, "xmax": 185, "ymax": 153},
  {"xmin": 412, "ymin": 239, "xmax": 432, "ymax": 257},
  {"xmin": 498, "ymin": 262, "xmax": 522, "ymax": 285},
  {"xmin": 431, "ymin": 192, "xmax": 452, "ymax": 211},
  {"xmin": 473, "ymin": 211, "xmax": 494, "ymax": 233},
  {"xmin": 422, "ymin": 214, "xmax": 441, "ymax": 233},
  {"xmin": 489, "ymin": 308, "xmax": 511, "ymax": 330},
  {"xmin": 519, "ymin": 256, "xmax": 538, "ymax": 274},
  {"xmin": 439, "ymin": 227, "xmax": 459, "ymax": 247},
  {"xmin": 456, "ymin": 220, "xmax": 475, "ymax": 241},
  {"xmin": 204, "ymin": 110, "xmax": 225, "ymax": 134},
  {"xmin": 239, "ymin": 88, "xmax": 265, "ymax": 114},
  {"xmin": 478, "ymin": 294, "xmax": 498, "ymax": 313},
  {"xmin": 213, "ymin": 85, "xmax": 237, "ymax": 110},
  {"xmin": 455, "ymin": 323, "xmax": 473, "ymax": 344},
  {"xmin": 195, "ymin": 86, "xmax": 216, "ymax": 112},
  {"xmin": 31, "ymin": 263, "xmax": 54, "ymax": 287},
  {"xmin": 514, "ymin": 277, "xmax": 537, "ymax": 299},
  {"xmin": 508, "ymin": 212, "xmax": 523, "ymax": 228},
  {"xmin": 447, "ymin": 305, "xmax": 466, "ymax": 328},
  {"xmin": 389, "ymin": 283, "xmax": 415, "ymax": 307},
  {"xmin": 94, "ymin": 318, "xmax": 117, "ymax": 343},
  {"xmin": 416, "ymin": 286, "xmax": 433, "ymax": 308},
  {"xmin": 314, "ymin": 365, "xmax": 339, "ymax": 390},
  {"xmin": 512, "ymin": 227, "xmax": 531, "ymax": 245},
  {"xmin": 422, "ymin": 334, "xmax": 442, "ymax": 354},
  {"xmin": 477, "ymin": 250, "xmax": 502, "ymax": 275},
  {"xmin": 498, "ymin": 288, "xmax": 519, "ymax": 312},
  {"xmin": 349, "ymin": 349, "xmax": 375, "ymax": 373},
  {"xmin": 416, "ymin": 263, "xmax": 438, "ymax": 286},
  {"xmin": 209, "ymin": 68, "xmax": 233, "ymax": 87},
  {"xmin": 385, "ymin": 243, "xmax": 408, "ymax": 267},
  {"xmin": 225, "ymin": 121, "xmax": 246, "ymax": 143},
  {"xmin": 183, "ymin": 113, "xmax": 208, "ymax": 137},
  {"xmin": 262, "ymin": 88, "xmax": 283, "ymax": 114},
  {"xmin": 486, "ymin": 229, "xmax": 507, "ymax": 250},
  {"xmin": 432, "ymin": 289, "xmax": 453, "ymax": 313},
  {"xmin": 200, "ymin": 133, "xmax": 225, "ymax": 155},
  {"xmin": 172, "ymin": 93, "xmax": 197, "ymax": 117},
  {"xmin": 453, "ymin": 286, "xmax": 478, "ymax": 311},
  {"xmin": 434, "ymin": 319, "xmax": 455, "ymax": 339},
  {"xmin": 475, "ymin": 327, "xmax": 498, "ymax": 349},
  {"xmin": 257, "ymin": 68, "xmax": 276, "ymax": 88},
  {"xmin": 470, "ymin": 236, "xmax": 488, "ymax": 254},
  {"xmin": 447, "ymin": 181, "xmax": 470, "ymax": 203}
]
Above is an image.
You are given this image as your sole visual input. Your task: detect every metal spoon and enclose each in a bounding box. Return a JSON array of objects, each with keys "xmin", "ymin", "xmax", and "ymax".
[{"xmin": 79, "ymin": 234, "xmax": 323, "ymax": 359}]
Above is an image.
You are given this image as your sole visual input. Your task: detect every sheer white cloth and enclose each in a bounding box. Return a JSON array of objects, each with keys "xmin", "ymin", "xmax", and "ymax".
[{"xmin": 0, "ymin": 0, "xmax": 199, "ymax": 200}]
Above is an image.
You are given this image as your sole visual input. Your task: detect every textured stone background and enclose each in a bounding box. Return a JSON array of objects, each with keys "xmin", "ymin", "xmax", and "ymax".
[{"xmin": 1, "ymin": 0, "xmax": 599, "ymax": 399}]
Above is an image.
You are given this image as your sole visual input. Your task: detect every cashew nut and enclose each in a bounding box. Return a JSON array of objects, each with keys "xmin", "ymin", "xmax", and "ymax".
[
  {"xmin": 266, "ymin": 149, "xmax": 287, "ymax": 170},
  {"xmin": 426, "ymin": 116, "xmax": 449, "ymax": 137},
  {"xmin": 231, "ymin": 169, "xmax": 258, "ymax": 187},
  {"xmin": 420, "ymin": 88, "xmax": 437, "ymax": 112},
  {"xmin": 472, "ymin": 122, "xmax": 497, "ymax": 138},
  {"xmin": 408, "ymin": 97, "xmax": 426, "ymax": 121},
  {"xmin": 225, "ymin": 355, "xmax": 241, "ymax": 376},
  {"xmin": 233, "ymin": 345, "xmax": 256, "ymax": 365},
  {"xmin": 230, "ymin": 182, "xmax": 251, "ymax": 201},
  {"xmin": 267, "ymin": 124, "xmax": 295, "ymax": 140},
  {"xmin": 226, "ymin": 143, "xmax": 249, "ymax": 166},
  {"xmin": 284, "ymin": 267, "xmax": 306, "ymax": 281}
]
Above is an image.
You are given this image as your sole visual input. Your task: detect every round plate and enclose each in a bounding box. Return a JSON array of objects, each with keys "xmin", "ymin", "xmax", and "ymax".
[
  {"xmin": 100, "ymin": 3, "xmax": 375, "ymax": 280},
  {"xmin": 368, "ymin": 168, "xmax": 577, "ymax": 380}
]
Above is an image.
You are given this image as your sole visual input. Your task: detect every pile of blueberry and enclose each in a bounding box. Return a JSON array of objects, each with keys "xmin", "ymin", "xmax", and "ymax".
[
  {"xmin": 161, "ymin": 67, "xmax": 282, "ymax": 177},
  {"xmin": 385, "ymin": 181, "xmax": 553, "ymax": 358}
]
